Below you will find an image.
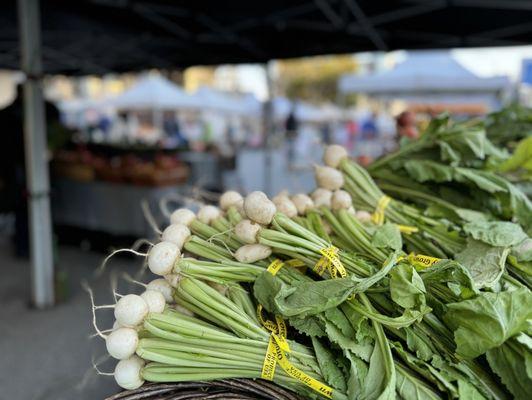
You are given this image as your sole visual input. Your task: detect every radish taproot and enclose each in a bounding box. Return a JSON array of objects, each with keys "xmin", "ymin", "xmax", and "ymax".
[
  {"xmin": 244, "ymin": 191, "xmax": 276, "ymax": 225},
  {"xmin": 235, "ymin": 244, "xmax": 272, "ymax": 263},
  {"xmin": 161, "ymin": 224, "xmax": 191, "ymax": 249},
  {"xmin": 106, "ymin": 327, "xmax": 139, "ymax": 360},
  {"xmin": 114, "ymin": 355, "xmax": 145, "ymax": 390},
  {"xmin": 146, "ymin": 278, "xmax": 174, "ymax": 303},
  {"xmin": 235, "ymin": 219, "xmax": 261, "ymax": 244},
  {"xmin": 314, "ymin": 165, "xmax": 344, "ymax": 190},
  {"xmin": 272, "ymin": 194, "xmax": 298, "ymax": 218},
  {"xmin": 197, "ymin": 205, "xmax": 222, "ymax": 224},
  {"xmin": 170, "ymin": 208, "xmax": 196, "ymax": 226},
  {"xmin": 323, "ymin": 144, "xmax": 348, "ymax": 168},
  {"xmin": 311, "ymin": 188, "xmax": 333, "ymax": 208},
  {"xmin": 147, "ymin": 241, "xmax": 180, "ymax": 276},
  {"xmin": 331, "ymin": 190, "xmax": 352, "ymax": 210},
  {"xmin": 140, "ymin": 290, "xmax": 166, "ymax": 314},
  {"xmin": 114, "ymin": 294, "xmax": 149, "ymax": 328},
  {"xmin": 219, "ymin": 191, "xmax": 244, "ymax": 211},
  {"xmin": 291, "ymin": 194, "xmax": 314, "ymax": 215}
]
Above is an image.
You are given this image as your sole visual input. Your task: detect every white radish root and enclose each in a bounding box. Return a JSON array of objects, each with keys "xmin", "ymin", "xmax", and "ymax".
[
  {"xmin": 331, "ymin": 190, "xmax": 353, "ymax": 211},
  {"xmin": 140, "ymin": 290, "xmax": 166, "ymax": 314},
  {"xmin": 170, "ymin": 208, "xmax": 196, "ymax": 226},
  {"xmin": 114, "ymin": 355, "xmax": 145, "ymax": 390},
  {"xmin": 219, "ymin": 191, "xmax": 244, "ymax": 211},
  {"xmin": 148, "ymin": 241, "xmax": 180, "ymax": 276},
  {"xmin": 272, "ymin": 194, "xmax": 298, "ymax": 218},
  {"xmin": 106, "ymin": 327, "xmax": 138, "ymax": 360},
  {"xmin": 314, "ymin": 165, "xmax": 344, "ymax": 190},
  {"xmin": 197, "ymin": 205, "xmax": 222, "ymax": 224},
  {"xmin": 147, "ymin": 278, "xmax": 174, "ymax": 303},
  {"xmin": 244, "ymin": 191, "xmax": 276, "ymax": 225},
  {"xmin": 311, "ymin": 188, "xmax": 333, "ymax": 208},
  {"xmin": 234, "ymin": 219, "xmax": 261, "ymax": 244},
  {"xmin": 164, "ymin": 273, "xmax": 181, "ymax": 288},
  {"xmin": 114, "ymin": 294, "xmax": 149, "ymax": 328},
  {"xmin": 235, "ymin": 244, "xmax": 272, "ymax": 263},
  {"xmin": 355, "ymin": 210, "xmax": 372, "ymax": 223},
  {"xmin": 291, "ymin": 194, "xmax": 314, "ymax": 215},
  {"xmin": 161, "ymin": 224, "xmax": 191, "ymax": 249},
  {"xmin": 323, "ymin": 145, "xmax": 348, "ymax": 168}
]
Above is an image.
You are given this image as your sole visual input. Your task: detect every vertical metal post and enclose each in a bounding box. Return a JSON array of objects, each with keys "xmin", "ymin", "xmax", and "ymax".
[
  {"xmin": 262, "ymin": 62, "xmax": 274, "ymax": 196},
  {"xmin": 18, "ymin": 0, "xmax": 55, "ymax": 308}
]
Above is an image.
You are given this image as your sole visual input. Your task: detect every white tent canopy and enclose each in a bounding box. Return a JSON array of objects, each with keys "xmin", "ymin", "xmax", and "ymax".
[
  {"xmin": 108, "ymin": 75, "xmax": 201, "ymax": 110},
  {"xmin": 339, "ymin": 51, "xmax": 510, "ymax": 97},
  {"xmin": 192, "ymin": 86, "xmax": 262, "ymax": 117}
]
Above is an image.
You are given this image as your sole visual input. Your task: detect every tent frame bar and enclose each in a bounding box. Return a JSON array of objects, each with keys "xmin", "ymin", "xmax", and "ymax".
[{"xmin": 18, "ymin": 0, "xmax": 55, "ymax": 308}]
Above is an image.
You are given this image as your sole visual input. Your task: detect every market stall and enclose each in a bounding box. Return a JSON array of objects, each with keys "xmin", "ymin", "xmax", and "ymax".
[{"xmin": 338, "ymin": 50, "xmax": 511, "ymax": 113}]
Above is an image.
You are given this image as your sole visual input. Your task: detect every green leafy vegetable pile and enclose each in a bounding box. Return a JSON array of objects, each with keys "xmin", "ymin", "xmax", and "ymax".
[{"xmin": 91, "ymin": 127, "xmax": 531, "ymax": 400}]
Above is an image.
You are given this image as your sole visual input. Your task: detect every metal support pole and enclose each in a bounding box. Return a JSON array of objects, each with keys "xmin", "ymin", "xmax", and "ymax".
[
  {"xmin": 262, "ymin": 62, "xmax": 274, "ymax": 196},
  {"xmin": 18, "ymin": 0, "xmax": 55, "ymax": 308}
]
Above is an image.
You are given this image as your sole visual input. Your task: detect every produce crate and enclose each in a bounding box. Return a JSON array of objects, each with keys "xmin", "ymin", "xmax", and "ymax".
[{"xmin": 105, "ymin": 380, "xmax": 304, "ymax": 400}]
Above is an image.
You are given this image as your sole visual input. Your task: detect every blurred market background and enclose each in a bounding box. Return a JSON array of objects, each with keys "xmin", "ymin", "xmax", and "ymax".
[{"xmin": 1, "ymin": 1, "xmax": 532, "ymax": 399}]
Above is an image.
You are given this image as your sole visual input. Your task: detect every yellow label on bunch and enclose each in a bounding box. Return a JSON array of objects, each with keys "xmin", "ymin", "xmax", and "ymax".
[
  {"xmin": 408, "ymin": 253, "xmax": 441, "ymax": 269},
  {"xmin": 313, "ymin": 257, "xmax": 329, "ymax": 276},
  {"xmin": 267, "ymin": 258, "xmax": 306, "ymax": 276},
  {"xmin": 397, "ymin": 225, "xmax": 419, "ymax": 234},
  {"xmin": 257, "ymin": 304, "xmax": 278, "ymax": 333},
  {"xmin": 267, "ymin": 259, "xmax": 285, "ymax": 276},
  {"xmin": 285, "ymin": 259, "xmax": 305, "ymax": 268},
  {"xmin": 318, "ymin": 246, "xmax": 348, "ymax": 278},
  {"xmin": 372, "ymin": 195, "xmax": 391, "ymax": 225},
  {"xmin": 261, "ymin": 335, "xmax": 277, "ymax": 380},
  {"xmin": 271, "ymin": 336, "xmax": 333, "ymax": 399}
]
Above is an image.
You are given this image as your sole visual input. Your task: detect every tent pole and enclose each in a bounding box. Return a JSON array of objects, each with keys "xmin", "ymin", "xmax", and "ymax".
[
  {"xmin": 262, "ymin": 61, "xmax": 274, "ymax": 196},
  {"xmin": 18, "ymin": 0, "xmax": 55, "ymax": 308}
]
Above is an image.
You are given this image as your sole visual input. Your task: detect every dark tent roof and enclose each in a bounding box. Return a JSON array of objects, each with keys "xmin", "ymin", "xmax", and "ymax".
[{"xmin": 3, "ymin": 0, "xmax": 532, "ymax": 75}]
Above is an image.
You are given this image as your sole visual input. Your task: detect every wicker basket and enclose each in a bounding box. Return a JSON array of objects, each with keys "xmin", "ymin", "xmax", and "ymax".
[{"xmin": 105, "ymin": 379, "xmax": 304, "ymax": 400}]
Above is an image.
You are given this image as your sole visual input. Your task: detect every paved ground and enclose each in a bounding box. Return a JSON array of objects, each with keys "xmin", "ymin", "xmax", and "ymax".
[{"xmin": 0, "ymin": 238, "xmax": 143, "ymax": 400}]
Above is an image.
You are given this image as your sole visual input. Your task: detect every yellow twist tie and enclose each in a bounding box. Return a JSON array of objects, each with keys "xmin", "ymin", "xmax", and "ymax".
[
  {"xmin": 314, "ymin": 246, "xmax": 347, "ymax": 278},
  {"xmin": 397, "ymin": 252, "xmax": 442, "ymax": 270},
  {"xmin": 267, "ymin": 259, "xmax": 306, "ymax": 276},
  {"xmin": 372, "ymin": 195, "xmax": 391, "ymax": 225},
  {"xmin": 396, "ymin": 225, "xmax": 419, "ymax": 235}
]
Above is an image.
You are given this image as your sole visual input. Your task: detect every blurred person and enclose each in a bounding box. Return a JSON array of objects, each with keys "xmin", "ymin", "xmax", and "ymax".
[
  {"xmin": 285, "ymin": 105, "xmax": 299, "ymax": 168},
  {"xmin": 320, "ymin": 122, "xmax": 332, "ymax": 145},
  {"xmin": 360, "ymin": 112, "xmax": 378, "ymax": 140},
  {"xmin": 396, "ymin": 111, "xmax": 419, "ymax": 145},
  {"xmin": 0, "ymin": 84, "xmax": 65, "ymax": 257},
  {"xmin": 345, "ymin": 119, "xmax": 358, "ymax": 152}
]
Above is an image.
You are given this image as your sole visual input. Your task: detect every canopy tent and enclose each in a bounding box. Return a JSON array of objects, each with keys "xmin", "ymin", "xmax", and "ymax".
[
  {"xmin": 7, "ymin": 0, "xmax": 532, "ymax": 308},
  {"xmin": 192, "ymin": 87, "xmax": 262, "ymax": 117},
  {"xmin": 338, "ymin": 51, "xmax": 510, "ymax": 108},
  {"xmin": 107, "ymin": 75, "xmax": 200, "ymax": 110}
]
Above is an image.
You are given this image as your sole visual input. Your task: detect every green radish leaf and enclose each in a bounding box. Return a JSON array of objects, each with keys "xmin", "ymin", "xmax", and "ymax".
[
  {"xmin": 371, "ymin": 222, "xmax": 403, "ymax": 250},
  {"xmin": 389, "ymin": 263, "xmax": 426, "ymax": 309},
  {"xmin": 404, "ymin": 160, "xmax": 454, "ymax": 182},
  {"xmin": 512, "ymin": 238, "xmax": 532, "ymax": 262},
  {"xmin": 289, "ymin": 316, "xmax": 327, "ymax": 337},
  {"xmin": 311, "ymin": 337, "xmax": 348, "ymax": 392},
  {"xmin": 486, "ymin": 336, "xmax": 532, "ymax": 400},
  {"xmin": 457, "ymin": 380, "xmax": 486, "ymax": 400},
  {"xmin": 444, "ymin": 288, "xmax": 532, "ymax": 358},
  {"xmin": 395, "ymin": 364, "xmax": 444, "ymax": 400},
  {"xmin": 455, "ymin": 239, "xmax": 508, "ymax": 289},
  {"xmin": 419, "ymin": 260, "xmax": 477, "ymax": 299},
  {"xmin": 464, "ymin": 221, "xmax": 527, "ymax": 247},
  {"xmin": 253, "ymin": 252, "xmax": 399, "ymax": 318}
]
